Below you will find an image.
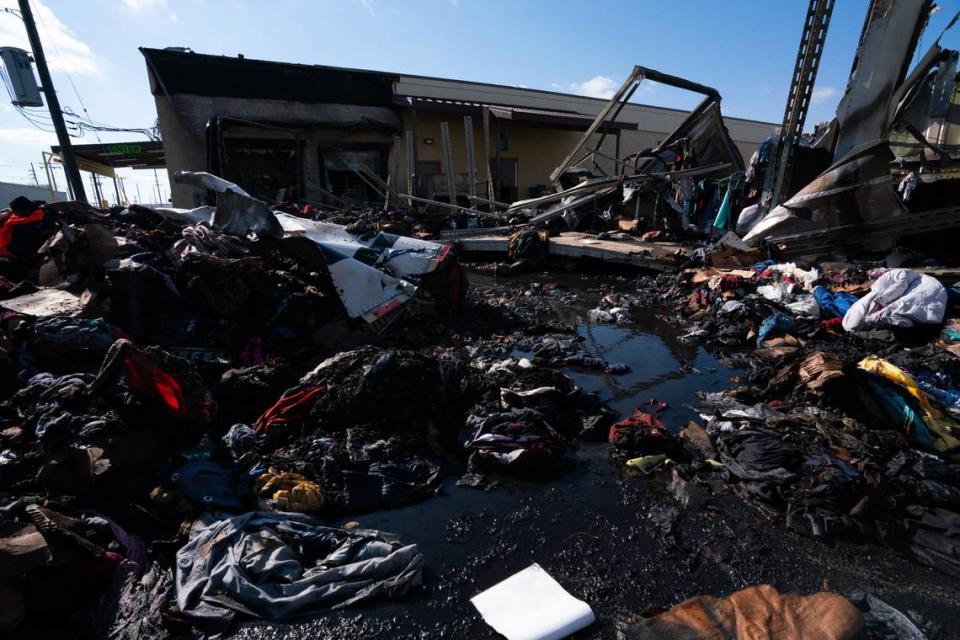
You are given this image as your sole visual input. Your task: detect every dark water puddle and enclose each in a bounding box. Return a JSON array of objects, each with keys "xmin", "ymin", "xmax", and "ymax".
[{"xmin": 567, "ymin": 320, "xmax": 736, "ymax": 424}]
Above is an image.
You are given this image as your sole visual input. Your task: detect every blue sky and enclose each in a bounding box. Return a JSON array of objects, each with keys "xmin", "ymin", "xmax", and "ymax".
[{"xmin": 0, "ymin": 0, "xmax": 958, "ymax": 202}]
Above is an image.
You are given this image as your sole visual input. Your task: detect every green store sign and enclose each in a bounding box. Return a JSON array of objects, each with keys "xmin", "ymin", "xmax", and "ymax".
[{"xmin": 106, "ymin": 143, "xmax": 142, "ymax": 154}]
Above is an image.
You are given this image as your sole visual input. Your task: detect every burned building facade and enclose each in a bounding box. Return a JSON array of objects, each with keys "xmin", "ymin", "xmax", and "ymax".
[{"xmin": 140, "ymin": 47, "xmax": 773, "ymax": 209}]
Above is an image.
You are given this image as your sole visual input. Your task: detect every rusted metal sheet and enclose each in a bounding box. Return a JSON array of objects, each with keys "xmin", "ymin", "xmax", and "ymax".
[
  {"xmin": 548, "ymin": 65, "xmax": 735, "ymax": 187},
  {"xmin": 744, "ymin": 141, "xmax": 905, "ymax": 245},
  {"xmin": 625, "ymin": 100, "xmax": 744, "ymax": 178},
  {"xmin": 744, "ymin": 1, "xmax": 960, "ymax": 252},
  {"xmin": 833, "ymin": 0, "xmax": 932, "ymax": 159}
]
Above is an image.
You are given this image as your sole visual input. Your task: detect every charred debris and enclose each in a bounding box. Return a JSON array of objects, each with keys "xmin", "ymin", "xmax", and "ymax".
[{"xmin": 2, "ymin": 0, "xmax": 960, "ymax": 639}]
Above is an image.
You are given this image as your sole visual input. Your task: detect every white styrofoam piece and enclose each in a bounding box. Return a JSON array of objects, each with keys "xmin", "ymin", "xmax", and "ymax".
[{"xmin": 470, "ymin": 563, "xmax": 595, "ymax": 640}]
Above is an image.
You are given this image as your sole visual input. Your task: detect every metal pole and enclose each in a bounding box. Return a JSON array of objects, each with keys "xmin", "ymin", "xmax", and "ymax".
[
  {"xmin": 392, "ymin": 134, "xmax": 402, "ymax": 199},
  {"xmin": 153, "ymin": 168, "xmax": 162, "ymax": 203},
  {"xmin": 439, "ymin": 121, "xmax": 457, "ymax": 206},
  {"xmin": 494, "ymin": 119, "xmax": 501, "ymax": 201},
  {"xmin": 482, "ymin": 107, "xmax": 494, "ymax": 203},
  {"xmin": 405, "ymin": 130, "xmax": 415, "ymax": 207},
  {"xmin": 463, "ymin": 115, "xmax": 477, "ymax": 199},
  {"xmin": 410, "ymin": 107, "xmax": 420, "ymax": 196},
  {"xmin": 614, "ymin": 130, "xmax": 621, "ymax": 176},
  {"xmin": 41, "ymin": 153, "xmax": 54, "ymax": 202},
  {"xmin": 95, "ymin": 174, "xmax": 104, "ymax": 205},
  {"xmin": 112, "ymin": 175, "xmax": 121, "ymax": 205},
  {"xmin": 18, "ymin": 0, "xmax": 86, "ymax": 203},
  {"xmin": 88, "ymin": 173, "xmax": 98, "ymax": 205},
  {"xmin": 135, "ymin": 183, "xmax": 142, "ymax": 204},
  {"xmin": 43, "ymin": 152, "xmax": 59, "ymax": 193}
]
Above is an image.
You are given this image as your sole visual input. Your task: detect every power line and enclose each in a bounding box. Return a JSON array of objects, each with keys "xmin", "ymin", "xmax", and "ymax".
[
  {"xmin": 29, "ymin": 0, "xmax": 101, "ymax": 143},
  {"xmin": 3, "ymin": 1, "xmax": 160, "ymax": 143}
]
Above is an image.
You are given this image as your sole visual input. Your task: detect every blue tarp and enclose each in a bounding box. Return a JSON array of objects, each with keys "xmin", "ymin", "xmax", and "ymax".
[
  {"xmin": 813, "ymin": 286, "xmax": 859, "ymax": 319},
  {"xmin": 757, "ymin": 312, "xmax": 796, "ymax": 346}
]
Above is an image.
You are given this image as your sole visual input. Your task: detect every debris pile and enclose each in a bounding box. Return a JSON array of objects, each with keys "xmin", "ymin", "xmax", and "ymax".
[
  {"xmin": 0, "ymin": 186, "xmax": 623, "ymax": 637},
  {"xmin": 3, "ymin": 0, "xmax": 960, "ymax": 636},
  {"xmin": 625, "ymin": 256, "xmax": 960, "ymax": 579}
]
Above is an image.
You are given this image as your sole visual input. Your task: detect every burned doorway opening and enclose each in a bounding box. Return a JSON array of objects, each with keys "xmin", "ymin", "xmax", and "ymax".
[
  {"xmin": 318, "ymin": 146, "xmax": 388, "ymax": 206},
  {"xmin": 220, "ymin": 138, "xmax": 304, "ymax": 203}
]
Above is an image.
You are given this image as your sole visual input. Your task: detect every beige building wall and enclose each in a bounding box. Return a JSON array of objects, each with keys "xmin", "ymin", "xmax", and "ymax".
[
  {"xmin": 395, "ymin": 74, "xmax": 775, "ymax": 154},
  {"xmin": 390, "ymin": 109, "xmax": 742, "ymax": 200}
]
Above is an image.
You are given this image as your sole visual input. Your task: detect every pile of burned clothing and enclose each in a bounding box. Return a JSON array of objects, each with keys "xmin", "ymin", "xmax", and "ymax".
[
  {"xmin": 458, "ymin": 351, "xmax": 616, "ymax": 487},
  {"xmin": 0, "ymin": 328, "xmax": 418, "ymax": 637},
  {"xmin": 227, "ymin": 346, "xmax": 456, "ymax": 514},
  {"xmin": 0, "ymin": 334, "xmax": 608, "ymax": 635},
  {"xmin": 0, "ymin": 184, "xmax": 464, "ymax": 359},
  {"xmin": 623, "ymin": 261, "xmax": 960, "ymax": 579},
  {"xmin": 0, "ymin": 181, "xmax": 472, "ymax": 637},
  {"xmin": 228, "ymin": 344, "xmax": 613, "ymax": 495}
]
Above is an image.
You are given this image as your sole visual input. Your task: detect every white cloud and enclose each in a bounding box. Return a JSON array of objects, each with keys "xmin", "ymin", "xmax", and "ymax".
[
  {"xmin": 0, "ymin": 0, "xmax": 100, "ymax": 75},
  {"xmin": 0, "ymin": 127, "xmax": 58, "ymax": 146},
  {"xmin": 122, "ymin": 0, "xmax": 166, "ymax": 10},
  {"xmin": 169, "ymin": 13, "xmax": 178, "ymax": 22},
  {"xmin": 359, "ymin": 0, "xmax": 375, "ymax": 16},
  {"xmin": 639, "ymin": 79, "xmax": 658, "ymax": 94},
  {"xmin": 549, "ymin": 82, "xmax": 562, "ymax": 90},
  {"xmin": 568, "ymin": 76, "xmax": 618, "ymax": 99},
  {"xmin": 811, "ymin": 86, "xmax": 837, "ymax": 103}
]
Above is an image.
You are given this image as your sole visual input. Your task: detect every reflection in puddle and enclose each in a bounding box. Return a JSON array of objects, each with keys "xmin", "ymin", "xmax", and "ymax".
[{"xmin": 569, "ymin": 317, "xmax": 739, "ymax": 427}]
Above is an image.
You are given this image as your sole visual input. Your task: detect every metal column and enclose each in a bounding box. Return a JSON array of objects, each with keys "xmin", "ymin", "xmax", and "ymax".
[
  {"xmin": 440, "ymin": 121, "xmax": 457, "ymax": 205},
  {"xmin": 482, "ymin": 107, "xmax": 495, "ymax": 203},
  {"xmin": 494, "ymin": 119, "xmax": 501, "ymax": 202},
  {"xmin": 392, "ymin": 134, "xmax": 402, "ymax": 197},
  {"xmin": 405, "ymin": 130, "xmax": 416, "ymax": 206},
  {"xmin": 614, "ymin": 130, "xmax": 621, "ymax": 176},
  {"xmin": 463, "ymin": 115, "xmax": 477, "ymax": 199},
  {"xmin": 769, "ymin": 0, "xmax": 835, "ymax": 207},
  {"xmin": 41, "ymin": 152, "xmax": 56, "ymax": 202}
]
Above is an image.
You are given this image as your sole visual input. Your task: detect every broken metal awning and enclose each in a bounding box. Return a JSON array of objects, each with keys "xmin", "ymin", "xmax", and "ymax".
[
  {"xmin": 51, "ymin": 141, "xmax": 166, "ymax": 170},
  {"xmin": 396, "ymin": 96, "xmax": 635, "ymax": 132},
  {"xmin": 276, "ymin": 213, "xmax": 450, "ymax": 325}
]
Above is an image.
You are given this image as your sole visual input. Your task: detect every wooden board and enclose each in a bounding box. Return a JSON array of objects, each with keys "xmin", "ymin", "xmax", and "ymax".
[
  {"xmin": 454, "ymin": 232, "xmax": 686, "ymax": 271},
  {"xmin": 916, "ymin": 267, "xmax": 960, "ymax": 286}
]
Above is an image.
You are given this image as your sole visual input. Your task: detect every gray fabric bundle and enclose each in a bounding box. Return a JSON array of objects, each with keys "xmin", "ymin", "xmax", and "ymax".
[{"xmin": 175, "ymin": 511, "xmax": 422, "ymax": 623}]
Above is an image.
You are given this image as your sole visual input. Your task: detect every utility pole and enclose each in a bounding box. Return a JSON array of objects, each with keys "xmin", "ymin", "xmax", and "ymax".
[
  {"xmin": 135, "ymin": 183, "xmax": 142, "ymax": 204},
  {"xmin": 29, "ymin": 162, "xmax": 38, "ymax": 185},
  {"xmin": 18, "ymin": 0, "xmax": 86, "ymax": 203},
  {"xmin": 153, "ymin": 168, "xmax": 162, "ymax": 204},
  {"xmin": 89, "ymin": 173, "xmax": 100, "ymax": 205},
  {"xmin": 40, "ymin": 153, "xmax": 55, "ymax": 201}
]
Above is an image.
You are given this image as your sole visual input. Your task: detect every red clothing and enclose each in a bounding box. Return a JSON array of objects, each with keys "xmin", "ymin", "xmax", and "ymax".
[{"xmin": 0, "ymin": 208, "xmax": 45, "ymax": 259}]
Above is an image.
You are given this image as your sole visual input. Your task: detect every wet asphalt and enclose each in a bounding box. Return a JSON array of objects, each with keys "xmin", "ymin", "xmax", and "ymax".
[{"xmin": 230, "ymin": 273, "xmax": 960, "ymax": 640}]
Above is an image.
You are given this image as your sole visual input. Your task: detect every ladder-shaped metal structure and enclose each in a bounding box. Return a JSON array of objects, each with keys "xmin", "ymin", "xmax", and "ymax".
[{"xmin": 769, "ymin": 0, "xmax": 835, "ymax": 207}]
